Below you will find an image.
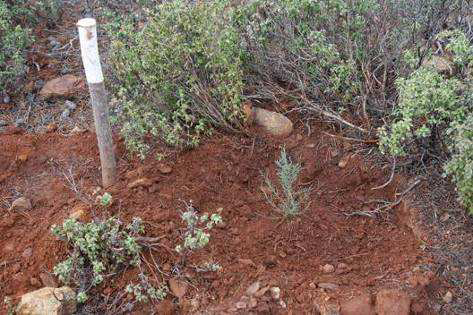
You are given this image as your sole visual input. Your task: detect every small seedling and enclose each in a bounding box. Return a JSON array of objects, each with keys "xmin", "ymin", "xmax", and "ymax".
[
  {"xmin": 262, "ymin": 147, "xmax": 310, "ymax": 217},
  {"xmin": 99, "ymin": 192, "xmax": 113, "ymax": 207},
  {"xmin": 175, "ymin": 202, "xmax": 222, "ymax": 254}
]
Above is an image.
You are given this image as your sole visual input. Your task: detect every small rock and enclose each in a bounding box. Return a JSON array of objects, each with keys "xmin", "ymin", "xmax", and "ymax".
[
  {"xmin": 17, "ymin": 154, "xmax": 28, "ymax": 162},
  {"xmin": 46, "ymin": 123, "xmax": 58, "ymax": 133},
  {"xmin": 246, "ymin": 281, "xmax": 261, "ymax": 296},
  {"xmin": 39, "ymin": 273, "xmax": 58, "ymax": 288},
  {"xmin": 69, "ymin": 203, "xmax": 89, "ymax": 221},
  {"xmin": 270, "ymin": 287, "xmax": 281, "ymax": 300},
  {"xmin": 338, "ymin": 156, "xmax": 349, "ymax": 168},
  {"xmin": 61, "ymin": 108, "xmax": 71, "ymax": 120},
  {"xmin": 169, "ymin": 278, "xmax": 188, "ymax": 299},
  {"xmin": 235, "ymin": 301, "xmax": 247, "ymax": 309},
  {"xmin": 29, "ymin": 277, "xmax": 41, "ymax": 288},
  {"xmin": 15, "ymin": 118, "xmax": 25, "ymax": 127},
  {"xmin": 0, "ymin": 120, "xmax": 7, "ymax": 127},
  {"xmin": 322, "ymin": 264, "xmax": 335, "ymax": 273},
  {"xmin": 279, "ymin": 300, "xmax": 287, "ymax": 308},
  {"xmin": 340, "ymin": 294, "xmax": 375, "ymax": 315},
  {"xmin": 16, "ymin": 287, "xmax": 76, "ymax": 315},
  {"xmin": 158, "ymin": 163, "xmax": 172, "ymax": 174},
  {"xmin": 375, "ymin": 289, "xmax": 410, "ymax": 315},
  {"xmin": 443, "ymin": 291, "xmax": 453, "ymax": 304},
  {"xmin": 318, "ymin": 283, "xmax": 339, "ymax": 291},
  {"xmin": 10, "ymin": 197, "xmax": 32, "ymax": 211},
  {"xmin": 39, "ymin": 75, "xmax": 83, "ymax": 100},
  {"xmin": 64, "ymin": 100, "xmax": 77, "ymax": 110},
  {"xmin": 128, "ymin": 177, "xmax": 153, "ymax": 189},
  {"xmin": 22, "ymin": 247, "xmax": 33, "ymax": 259},
  {"xmin": 253, "ymin": 107, "xmax": 293, "ymax": 137},
  {"xmin": 3, "ymin": 94, "xmax": 11, "ymax": 103},
  {"xmin": 249, "ymin": 297, "xmax": 258, "ymax": 308}
]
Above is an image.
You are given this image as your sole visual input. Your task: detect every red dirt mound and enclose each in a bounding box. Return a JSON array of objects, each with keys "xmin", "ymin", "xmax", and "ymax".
[{"xmin": 0, "ymin": 125, "xmax": 433, "ymax": 313}]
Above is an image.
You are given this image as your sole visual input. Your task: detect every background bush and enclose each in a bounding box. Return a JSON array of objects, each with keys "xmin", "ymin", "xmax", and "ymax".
[
  {"xmin": 107, "ymin": 0, "xmax": 244, "ymax": 157},
  {"xmin": 0, "ymin": 0, "xmax": 61, "ymax": 93}
]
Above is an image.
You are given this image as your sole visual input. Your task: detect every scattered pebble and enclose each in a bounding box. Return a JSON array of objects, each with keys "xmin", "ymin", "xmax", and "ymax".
[
  {"xmin": 443, "ymin": 291, "xmax": 453, "ymax": 303},
  {"xmin": 235, "ymin": 301, "xmax": 247, "ymax": 309},
  {"xmin": 270, "ymin": 287, "xmax": 280, "ymax": 300},
  {"xmin": 318, "ymin": 283, "xmax": 339, "ymax": 290},
  {"xmin": 321, "ymin": 264, "xmax": 335, "ymax": 273},
  {"xmin": 246, "ymin": 281, "xmax": 260, "ymax": 296},
  {"xmin": 64, "ymin": 100, "xmax": 77, "ymax": 110}
]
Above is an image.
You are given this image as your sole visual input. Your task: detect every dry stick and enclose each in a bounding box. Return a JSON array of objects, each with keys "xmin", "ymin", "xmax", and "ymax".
[
  {"xmin": 346, "ymin": 179, "xmax": 421, "ymax": 218},
  {"xmin": 77, "ymin": 18, "xmax": 116, "ymax": 187},
  {"xmin": 371, "ymin": 157, "xmax": 396, "ymax": 190}
]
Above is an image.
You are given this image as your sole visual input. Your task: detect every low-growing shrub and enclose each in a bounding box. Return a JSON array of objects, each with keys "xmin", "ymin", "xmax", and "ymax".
[
  {"xmin": 51, "ymin": 217, "xmax": 166, "ymax": 303},
  {"xmin": 108, "ymin": 0, "xmax": 244, "ymax": 157},
  {"xmin": 0, "ymin": 0, "xmax": 62, "ymax": 93},
  {"xmin": 262, "ymin": 147, "xmax": 310, "ymax": 217},
  {"xmin": 0, "ymin": 1, "xmax": 32, "ymax": 92}
]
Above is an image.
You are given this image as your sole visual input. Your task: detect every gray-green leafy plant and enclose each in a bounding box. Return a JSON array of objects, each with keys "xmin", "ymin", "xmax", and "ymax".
[
  {"xmin": 262, "ymin": 147, "xmax": 310, "ymax": 217},
  {"xmin": 51, "ymin": 217, "xmax": 166, "ymax": 303},
  {"xmin": 175, "ymin": 202, "xmax": 222, "ymax": 254}
]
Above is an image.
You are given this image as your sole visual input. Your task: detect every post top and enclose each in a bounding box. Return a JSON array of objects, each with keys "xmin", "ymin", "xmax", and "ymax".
[{"xmin": 77, "ymin": 18, "xmax": 96, "ymax": 28}]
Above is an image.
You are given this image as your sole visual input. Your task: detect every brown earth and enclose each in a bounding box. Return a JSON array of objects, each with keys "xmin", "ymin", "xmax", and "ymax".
[{"xmin": 0, "ymin": 122, "xmax": 438, "ymax": 314}]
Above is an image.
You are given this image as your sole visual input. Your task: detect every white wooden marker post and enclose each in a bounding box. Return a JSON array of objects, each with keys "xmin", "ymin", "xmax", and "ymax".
[{"xmin": 77, "ymin": 18, "xmax": 116, "ymax": 187}]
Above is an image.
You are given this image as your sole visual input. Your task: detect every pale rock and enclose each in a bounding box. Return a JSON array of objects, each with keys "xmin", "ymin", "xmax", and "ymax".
[
  {"xmin": 246, "ymin": 281, "xmax": 260, "ymax": 296},
  {"xmin": 443, "ymin": 291, "xmax": 453, "ymax": 304},
  {"xmin": 375, "ymin": 289, "xmax": 411, "ymax": 315},
  {"xmin": 322, "ymin": 264, "xmax": 335, "ymax": 273},
  {"xmin": 128, "ymin": 177, "xmax": 153, "ymax": 189},
  {"xmin": 270, "ymin": 287, "xmax": 281, "ymax": 300},
  {"xmin": 340, "ymin": 294, "xmax": 375, "ymax": 315},
  {"xmin": 39, "ymin": 75, "xmax": 82, "ymax": 100},
  {"xmin": 16, "ymin": 287, "xmax": 76, "ymax": 315},
  {"xmin": 245, "ymin": 103, "xmax": 293, "ymax": 137},
  {"xmin": 10, "ymin": 197, "xmax": 32, "ymax": 211}
]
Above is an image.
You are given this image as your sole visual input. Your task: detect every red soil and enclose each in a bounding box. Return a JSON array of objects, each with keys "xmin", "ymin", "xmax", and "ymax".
[{"xmin": 0, "ymin": 125, "xmax": 433, "ymax": 313}]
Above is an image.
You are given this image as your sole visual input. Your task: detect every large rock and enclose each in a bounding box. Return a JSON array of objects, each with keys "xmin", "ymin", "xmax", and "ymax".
[
  {"xmin": 9, "ymin": 197, "xmax": 32, "ymax": 211},
  {"xmin": 340, "ymin": 294, "xmax": 375, "ymax": 315},
  {"xmin": 244, "ymin": 102, "xmax": 293, "ymax": 137},
  {"xmin": 16, "ymin": 287, "xmax": 76, "ymax": 315},
  {"xmin": 375, "ymin": 289, "xmax": 411, "ymax": 315},
  {"xmin": 39, "ymin": 75, "xmax": 83, "ymax": 100}
]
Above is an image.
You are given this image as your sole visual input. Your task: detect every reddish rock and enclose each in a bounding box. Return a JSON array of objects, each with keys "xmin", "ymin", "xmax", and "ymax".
[
  {"xmin": 39, "ymin": 75, "xmax": 83, "ymax": 100},
  {"xmin": 376, "ymin": 289, "xmax": 411, "ymax": 315},
  {"xmin": 340, "ymin": 294, "xmax": 375, "ymax": 315}
]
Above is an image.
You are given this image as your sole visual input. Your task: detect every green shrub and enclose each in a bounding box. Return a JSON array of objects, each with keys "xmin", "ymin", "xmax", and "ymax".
[
  {"xmin": 232, "ymin": 0, "xmax": 369, "ymax": 109},
  {"xmin": 51, "ymin": 217, "xmax": 166, "ymax": 303},
  {"xmin": 0, "ymin": 0, "xmax": 62, "ymax": 93},
  {"xmin": 379, "ymin": 67, "xmax": 464, "ymax": 156},
  {"xmin": 108, "ymin": 0, "xmax": 244, "ymax": 157},
  {"xmin": 0, "ymin": 1, "xmax": 32, "ymax": 92},
  {"xmin": 380, "ymin": 28, "xmax": 473, "ymax": 213},
  {"xmin": 262, "ymin": 147, "xmax": 310, "ymax": 217},
  {"xmin": 445, "ymin": 109, "xmax": 473, "ymax": 213}
]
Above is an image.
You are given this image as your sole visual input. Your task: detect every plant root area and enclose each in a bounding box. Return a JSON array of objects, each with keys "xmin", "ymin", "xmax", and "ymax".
[{"xmin": 0, "ymin": 124, "xmax": 441, "ymax": 314}]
